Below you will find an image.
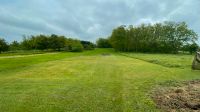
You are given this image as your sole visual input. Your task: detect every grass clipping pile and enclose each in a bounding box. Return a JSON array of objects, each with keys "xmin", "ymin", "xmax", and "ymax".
[{"xmin": 152, "ymin": 80, "xmax": 200, "ymax": 112}]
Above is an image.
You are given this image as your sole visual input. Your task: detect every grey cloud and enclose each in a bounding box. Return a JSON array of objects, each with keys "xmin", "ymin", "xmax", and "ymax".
[{"xmin": 0, "ymin": 0, "xmax": 199, "ymax": 44}]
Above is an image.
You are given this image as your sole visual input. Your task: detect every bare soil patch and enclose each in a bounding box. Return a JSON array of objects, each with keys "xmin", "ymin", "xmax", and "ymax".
[
  {"xmin": 152, "ymin": 80, "xmax": 200, "ymax": 112},
  {"xmin": 101, "ymin": 53, "xmax": 111, "ymax": 56}
]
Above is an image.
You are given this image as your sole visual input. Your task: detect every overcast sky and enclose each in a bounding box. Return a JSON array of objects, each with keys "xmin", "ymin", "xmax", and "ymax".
[{"xmin": 0, "ymin": 0, "xmax": 199, "ymax": 43}]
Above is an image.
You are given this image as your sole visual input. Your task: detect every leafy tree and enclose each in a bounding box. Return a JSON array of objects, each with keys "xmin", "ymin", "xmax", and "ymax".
[
  {"xmin": 21, "ymin": 36, "xmax": 34, "ymax": 50},
  {"xmin": 189, "ymin": 43, "xmax": 199, "ymax": 54},
  {"xmin": 20, "ymin": 34, "xmax": 84, "ymax": 52},
  {"xmin": 0, "ymin": 38, "xmax": 9, "ymax": 53},
  {"xmin": 34, "ymin": 35, "xmax": 49, "ymax": 50},
  {"xmin": 182, "ymin": 43, "xmax": 199, "ymax": 54},
  {"xmin": 67, "ymin": 39, "xmax": 83, "ymax": 52},
  {"xmin": 109, "ymin": 21, "xmax": 198, "ymax": 53},
  {"xmin": 96, "ymin": 38, "xmax": 112, "ymax": 48},
  {"xmin": 109, "ymin": 25, "xmax": 127, "ymax": 51},
  {"xmin": 48, "ymin": 34, "xmax": 66, "ymax": 51},
  {"xmin": 81, "ymin": 41, "xmax": 95, "ymax": 50},
  {"xmin": 9, "ymin": 41, "xmax": 21, "ymax": 51}
]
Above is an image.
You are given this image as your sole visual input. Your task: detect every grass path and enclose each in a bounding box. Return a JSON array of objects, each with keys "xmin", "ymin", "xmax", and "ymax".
[
  {"xmin": 0, "ymin": 49, "xmax": 199, "ymax": 112},
  {"xmin": 0, "ymin": 53, "xmax": 59, "ymax": 59}
]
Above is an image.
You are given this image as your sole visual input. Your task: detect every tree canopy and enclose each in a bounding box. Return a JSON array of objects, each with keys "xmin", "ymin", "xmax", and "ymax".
[
  {"xmin": 21, "ymin": 34, "xmax": 85, "ymax": 52},
  {"xmin": 81, "ymin": 41, "xmax": 95, "ymax": 50},
  {"xmin": 0, "ymin": 21, "xmax": 199, "ymax": 54},
  {"xmin": 96, "ymin": 38, "xmax": 112, "ymax": 48},
  {"xmin": 1, "ymin": 34, "xmax": 93, "ymax": 53},
  {"xmin": 109, "ymin": 21, "xmax": 199, "ymax": 53},
  {"xmin": 0, "ymin": 38, "xmax": 9, "ymax": 53}
]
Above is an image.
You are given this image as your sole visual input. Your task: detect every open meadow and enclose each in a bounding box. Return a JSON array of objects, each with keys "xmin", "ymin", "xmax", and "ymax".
[{"xmin": 0, "ymin": 49, "xmax": 199, "ymax": 112}]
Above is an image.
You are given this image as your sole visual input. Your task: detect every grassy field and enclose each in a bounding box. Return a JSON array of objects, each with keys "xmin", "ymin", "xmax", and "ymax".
[
  {"xmin": 120, "ymin": 53, "xmax": 194, "ymax": 69},
  {"xmin": 0, "ymin": 49, "xmax": 199, "ymax": 112}
]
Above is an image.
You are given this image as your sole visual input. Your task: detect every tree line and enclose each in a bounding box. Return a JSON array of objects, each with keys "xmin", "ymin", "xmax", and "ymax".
[
  {"xmin": 97, "ymin": 21, "xmax": 199, "ymax": 54},
  {"xmin": 0, "ymin": 34, "xmax": 95, "ymax": 53},
  {"xmin": 1, "ymin": 21, "xmax": 199, "ymax": 54}
]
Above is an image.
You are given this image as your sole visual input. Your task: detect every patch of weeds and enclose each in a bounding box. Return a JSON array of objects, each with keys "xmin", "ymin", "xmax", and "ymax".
[
  {"xmin": 158, "ymin": 80, "xmax": 183, "ymax": 87},
  {"xmin": 148, "ymin": 59, "xmax": 159, "ymax": 63},
  {"xmin": 148, "ymin": 60, "xmax": 182, "ymax": 68},
  {"xmin": 151, "ymin": 80, "xmax": 200, "ymax": 112}
]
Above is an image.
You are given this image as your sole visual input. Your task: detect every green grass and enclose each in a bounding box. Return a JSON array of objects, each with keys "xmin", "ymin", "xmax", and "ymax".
[
  {"xmin": 120, "ymin": 53, "xmax": 194, "ymax": 69},
  {"xmin": 0, "ymin": 49, "xmax": 199, "ymax": 112}
]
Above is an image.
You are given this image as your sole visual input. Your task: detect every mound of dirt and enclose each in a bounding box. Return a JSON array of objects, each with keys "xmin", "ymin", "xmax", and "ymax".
[{"xmin": 152, "ymin": 80, "xmax": 200, "ymax": 112}]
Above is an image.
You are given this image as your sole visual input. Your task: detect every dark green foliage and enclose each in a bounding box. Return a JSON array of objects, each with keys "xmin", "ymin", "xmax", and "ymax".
[
  {"xmin": 21, "ymin": 36, "xmax": 33, "ymax": 50},
  {"xmin": 109, "ymin": 22, "xmax": 198, "ymax": 53},
  {"xmin": 182, "ymin": 43, "xmax": 199, "ymax": 54},
  {"xmin": 2, "ymin": 34, "xmax": 95, "ymax": 53},
  {"xmin": 188, "ymin": 43, "xmax": 199, "ymax": 54},
  {"xmin": 81, "ymin": 41, "xmax": 95, "ymax": 50},
  {"xmin": 0, "ymin": 38, "xmax": 9, "ymax": 53},
  {"xmin": 9, "ymin": 41, "xmax": 21, "ymax": 51},
  {"xmin": 109, "ymin": 26, "xmax": 126, "ymax": 51},
  {"xmin": 19, "ymin": 34, "xmax": 84, "ymax": 52},
  {"xmin": 66, "ymin": 39, "xmax": 84, "ymax": 52},
  {"xmin": 47, "ymin": 34, "xmax": 66, "ymax": 51},
  {"xmin": 96, "ymin": 38, "xmax": 112, "ymax": 48},
  {"xmin": 70, "ymin": 43, "xmax": 83, "ymax": 52},
  {"xmin": 34, "ymin": 35, "xmax": 49, "ymax": 50}
]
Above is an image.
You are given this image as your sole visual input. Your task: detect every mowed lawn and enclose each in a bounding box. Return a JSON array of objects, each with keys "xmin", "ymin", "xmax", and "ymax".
[{"xmin": 0, "ymin": 49, "xmax": 199, "ymax": 112}]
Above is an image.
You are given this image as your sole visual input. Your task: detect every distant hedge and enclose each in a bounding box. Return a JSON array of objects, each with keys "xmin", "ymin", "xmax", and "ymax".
[{"xmin": 0, "ymin": 34, "xmax": 95, "ymax": 53}]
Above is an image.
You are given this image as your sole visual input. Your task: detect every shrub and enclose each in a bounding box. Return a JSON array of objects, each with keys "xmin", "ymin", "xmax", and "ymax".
[
  {"xmin": 0, "ymin": 38, "xmax": 9, "ymax": 53},
  {"xmin": 70, "ymin": 42, "xmax": 84, "ymax": 52},
  {"xmin": 96, "ymin": 38, "xmax": 112, "ymax": 48}
]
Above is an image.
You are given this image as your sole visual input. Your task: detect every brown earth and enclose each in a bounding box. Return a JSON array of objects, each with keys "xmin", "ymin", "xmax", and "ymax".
[{"xmin": 152, "ymin": 80, "xmax": 200, "ymax": 112}]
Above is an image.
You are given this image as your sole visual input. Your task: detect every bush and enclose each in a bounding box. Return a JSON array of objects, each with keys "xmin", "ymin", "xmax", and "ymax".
[
  {"xmin": 0, "ymin": 38, "xmax": 9, "ymax": 53},
  {"xmin": 182, "ymin": 43, "xmax": 199, "ymax": 54},
  {"xmin": 96, "ymin": 38, "xmax": 112, "ymax": 48},
  {"xmin": 19, "ymin": 34, "xmax": 84, "ymax": 52},
  {"xmin": 9, "ymin": 41, "xmax": 21, "ymax": 51},
  {"xmin": 81, "ymin": 41, "xmax": 95, "ymax": 50},
  {"xmin": 70, "ymin": 42, "xmax": 84, "ymax": 52}
]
